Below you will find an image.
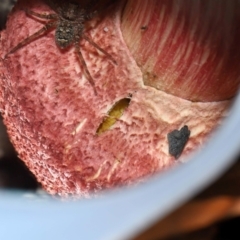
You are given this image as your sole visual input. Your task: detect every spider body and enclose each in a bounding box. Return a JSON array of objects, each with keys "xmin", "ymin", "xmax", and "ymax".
[
  {"xmin": 62, "ymin": 2, "xmax": 81, "ymax": 20},
  {"xmin": 55, "ymin": 2, "xmax": 85, "ymax": 48},
  {"xmin": 55, "ymin": 19, "xmax": 81, "ymax": 49},
  {"xmin": 5, "ymin": 0, "xmax": 116, "ymax": 94}
]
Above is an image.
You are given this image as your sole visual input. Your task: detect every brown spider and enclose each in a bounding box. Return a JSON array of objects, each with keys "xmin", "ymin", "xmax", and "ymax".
[{"xmin": 4, "ymin": 0, "xmax": 116, "ymax": 95}]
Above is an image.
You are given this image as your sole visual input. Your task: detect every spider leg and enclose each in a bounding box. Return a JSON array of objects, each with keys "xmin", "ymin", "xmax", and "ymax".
[
  {"xmin": 5, "ymin": 21, "xmax": 57, "ymax": 58},
  {"xmin": 82, "ymin": 35, "xmax": 117, "ymax": 65},
  {"xmin": 25, "ymin": 9, "xmax": 58, "ymax": 20},
  {"xmin": 74, "ymin": 42, "xmax": 97, "ymax": 95}
]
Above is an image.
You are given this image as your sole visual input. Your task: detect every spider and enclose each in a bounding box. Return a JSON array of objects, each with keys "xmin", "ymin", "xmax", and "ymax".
[{"xmin": 4, "ymin": 0, "xmax": 116, "ymax": 95}]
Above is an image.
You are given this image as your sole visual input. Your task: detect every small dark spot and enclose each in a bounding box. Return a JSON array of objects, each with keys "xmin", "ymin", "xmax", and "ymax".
[
  {"xmin": 167, "ymin": 125, "xmax": 190, "ymax": 159},
  {"xmin": 141, "ymin": 25, "xmax": 148, "ymax": 31},
  {"xmin": 128, "ymin": 93, "xmax": 133, "ymax": 98}
]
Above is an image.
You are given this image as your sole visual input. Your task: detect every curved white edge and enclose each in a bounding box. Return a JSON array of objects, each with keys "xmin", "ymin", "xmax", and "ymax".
[{"xmin": 0, "ymin": 93, "xmax": 240, "ymax": 240}]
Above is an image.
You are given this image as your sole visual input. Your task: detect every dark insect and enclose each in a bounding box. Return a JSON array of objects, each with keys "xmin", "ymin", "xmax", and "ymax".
[
  {"xmin": 4, "ymin": 0, "xmax": 116, "ymax": 95},
  {"xmin": 167, "ymin": 125, "xmax": 190, "ymax": 159}
]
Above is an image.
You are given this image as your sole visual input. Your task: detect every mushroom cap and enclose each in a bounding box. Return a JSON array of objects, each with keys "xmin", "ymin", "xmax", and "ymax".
[{"xmin": 0, "ymin": 0, "xmax": 230, "ymax": 196}]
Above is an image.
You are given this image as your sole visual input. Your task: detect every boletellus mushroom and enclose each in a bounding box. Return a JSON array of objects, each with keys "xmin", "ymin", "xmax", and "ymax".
[{"xmin": 0, "ymin": 0, "xmax": 239, "ymax": 197}]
